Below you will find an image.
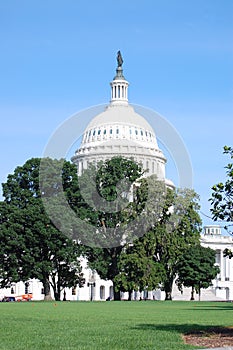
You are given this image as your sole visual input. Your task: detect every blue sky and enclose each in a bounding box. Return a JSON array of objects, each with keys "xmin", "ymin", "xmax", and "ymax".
[{"xmin": 0, "ymin": 0, "xmax": 232, "ymax": 228}]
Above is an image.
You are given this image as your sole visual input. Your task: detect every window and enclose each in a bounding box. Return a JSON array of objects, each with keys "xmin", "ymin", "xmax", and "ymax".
[
  {"xmin": 116, "ymin": 128, "xmax": 119, "ymax": 134},
  {"xmin": 93, "ymin": 130, "xmax": 96, "ymax": 136},
  {"xmin": 110, "ymin": 129, "xmax": 113, "ymax": 134},
  {"xmin": 72, "ymin": 287, "xmax": 76, "ymax": 295},
  {"xmin": 109, "ymin": 286, "xmax": 114, "ymax": 299},
  {"xmin": 100, "ymin": 286, "xmax": 105, "ymax": 300},
  {"xmin": 104, "ymin": 129, "xmax": 106, "ymax": 135},
  {"xmin": 135, "ymin": 129, "xmax": 138, "ymax": 135},
  {"xmin": 98, "ymin": 129, "xmax": 101, "ymax": 135}
]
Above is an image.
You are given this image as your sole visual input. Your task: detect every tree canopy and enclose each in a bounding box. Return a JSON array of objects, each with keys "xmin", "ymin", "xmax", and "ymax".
[
  {"xmin": 0, "ymin": 158, "xmax": 85, "ymax": 300},
  {"xmin": 210, "ymin": 146, "xmax": 233, "ymax": 230},
  {"xmin": 176, "ymin": 244, "xmax": 220, "ymax": 300}
]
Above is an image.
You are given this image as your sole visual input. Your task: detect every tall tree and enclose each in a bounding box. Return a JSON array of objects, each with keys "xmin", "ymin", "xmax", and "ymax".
[
  {"xmin": 141, "ymin": 187, "xmax": 202, "ymax": 300},
  {"xmin": 114, "ymin": 240, "xmax": 165, "ymax": 300},
  {"xmin": 78, "ymin": 156, "xmax": 146, "ymax": 300},
  {"xmin": 1, "ymin": 158, "xmax": 85, "ymax": 300},
  {"xmin": 176, "ymin": 245, "xmax": 220, "ymax": 300}
]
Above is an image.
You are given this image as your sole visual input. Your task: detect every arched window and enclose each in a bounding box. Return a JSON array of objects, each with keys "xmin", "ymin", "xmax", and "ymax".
[
  {"xmin": 100, "ymin": 285, "xmax": 105, "ymax": 300},
  {"xmin": 109, "ymin": 286, "xmax": 114, "ymax": 299}
]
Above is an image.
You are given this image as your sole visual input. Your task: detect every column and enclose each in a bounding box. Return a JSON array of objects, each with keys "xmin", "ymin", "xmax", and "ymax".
[{"xmin": 220, "ymin": 250, "xmax": 224, "ymax": 281}]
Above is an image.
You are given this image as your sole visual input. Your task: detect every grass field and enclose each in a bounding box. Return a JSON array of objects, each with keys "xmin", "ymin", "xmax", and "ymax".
[{"xmin": 0, "ymin": 301, "xmax": 232, "ymax": 350}]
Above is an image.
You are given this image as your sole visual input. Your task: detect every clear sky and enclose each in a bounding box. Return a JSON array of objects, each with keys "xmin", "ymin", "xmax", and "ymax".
[{"xmin": 0, "ymin": 0, "xmax": 232, "ymax": 228}]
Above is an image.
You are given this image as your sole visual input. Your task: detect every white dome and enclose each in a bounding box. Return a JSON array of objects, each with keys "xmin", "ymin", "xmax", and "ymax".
[
  {"xmin": 80, "ymin": 104, "xmax": 159, "ymax": 151},
  {"xmin": 72, "ymin": 52, "xmax": 172, "ymax": 185},
  {"xmin": 87, "ymin": 104, "xmax": 155, "ymax": 132}
]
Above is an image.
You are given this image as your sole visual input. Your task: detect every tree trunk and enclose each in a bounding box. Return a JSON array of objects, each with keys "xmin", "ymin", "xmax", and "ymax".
[
  {"xmin": 190, "ymin": 286, "xmax": 195, "ymax": 300},
  {"xmin": 43, "ymin": 277, "xmax": 52, "ymax": 301},
  {"xmin": 111, "ymin": 247, "xmax": 122, "ymax": 301},
  {"xmin": 164, "ymin": 278, "xmax": 173, "ymax": 300},
  {"xmin": 113, "ymin": 287, "xmax": 121, "ymax": 301},
  {"xmin": 198, "ymin": 285, "xmax": 201, "ymax": 301},
  {"xmin": 128, "ymin": 290, "xmax": 133, "ymax": 301}
]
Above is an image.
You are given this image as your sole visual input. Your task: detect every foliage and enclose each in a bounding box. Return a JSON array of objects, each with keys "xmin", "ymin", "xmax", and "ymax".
[
  {"xmin": 143, "ymin": 187, "xmax": 202, "ymax": 300},
  {"xmin": 0, "ymin": 158, "xmax": 84, "ymax": 300},
  {"xmin": 210, "ymin": 146, "xmax": 233, "ymax": 258},
  {"xmin": 114, "ymin": 240, "xmax": 165, "ymax": 298},
  {"xmin": 176, "ymin": 244, "xmax": 220, "ymax": 300},
  {"xmin": 210, "ymin": 146, "xmax": 233, "ymax": 230},
  {"xmin": 79, "ymin": 156, "xmax": 146, "ymax": 300}
]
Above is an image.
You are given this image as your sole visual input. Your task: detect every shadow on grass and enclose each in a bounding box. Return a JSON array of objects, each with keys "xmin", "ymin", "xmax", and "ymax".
[
  {"xmin": 185, "ymin": 303, "xmax": 233, "ymax": 311},
  {"xmin": 132, "ymin": 323, "xmax": 233, "ymax": 337}
]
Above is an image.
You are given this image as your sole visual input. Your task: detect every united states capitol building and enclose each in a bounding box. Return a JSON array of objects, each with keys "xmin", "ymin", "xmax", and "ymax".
[{"xmin": 1, "ymin": 53, "xmax": 233, "ymax": 301}]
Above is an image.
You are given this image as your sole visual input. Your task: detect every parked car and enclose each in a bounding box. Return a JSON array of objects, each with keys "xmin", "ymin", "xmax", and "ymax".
[{"xmin": 1, "ymin": 296, "xmax": 16, "ymax": 302}]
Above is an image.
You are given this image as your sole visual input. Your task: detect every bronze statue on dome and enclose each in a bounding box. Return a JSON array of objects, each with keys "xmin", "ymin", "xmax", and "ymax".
[{"xmin": 117, "ymin": 50, "xmax": 123, "ymax": 67}]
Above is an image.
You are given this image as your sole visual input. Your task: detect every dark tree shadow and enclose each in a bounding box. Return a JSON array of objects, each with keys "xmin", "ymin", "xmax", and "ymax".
[
  {"xmin": 132, "ymin": 323, "xmax": 233, "ymax": 337},
  {"xmin": 184, "ymin": 302, "xmax": 233, "ymax": 311}
]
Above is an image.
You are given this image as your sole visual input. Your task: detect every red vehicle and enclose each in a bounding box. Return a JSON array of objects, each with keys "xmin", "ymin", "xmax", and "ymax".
[{"xmin": 16, "ymin": 293, "xmax": 33, "ymax": 301}]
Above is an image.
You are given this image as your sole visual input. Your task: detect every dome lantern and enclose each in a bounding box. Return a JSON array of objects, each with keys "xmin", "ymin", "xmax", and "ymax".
[{"xmin": 110, "ymin": 51, "xmax": 129, "ymax": 105}]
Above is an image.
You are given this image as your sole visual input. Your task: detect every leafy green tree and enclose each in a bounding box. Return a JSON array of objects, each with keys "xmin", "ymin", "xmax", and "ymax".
[
  {"xmin": 1, "ymin": 158, "xmax": 84, "ymax": 300},
  {"xmin": 0, "ymin": 202, "xmax": 32, "ymax": 286},
  {"xmin": 210, "ymin": 146, "xmax": 233, "ymax": 226},
  {"xmin": 79, "ymin": 156, "xmax": 146, "ymax": 300},
  {"xmin": 176, "ymin": 245, "xmax": 220, "ymax": 300},
  {"xmin": 114, "ymin": 240, "xmax": 165, "ymax": 300},
  {"xmin": 141, "ymin": 187, "xmax": 202, "ymax": 300},
  {"xmin": 210, "ymin": 146, "xmax": 233, "ymax": 258}
]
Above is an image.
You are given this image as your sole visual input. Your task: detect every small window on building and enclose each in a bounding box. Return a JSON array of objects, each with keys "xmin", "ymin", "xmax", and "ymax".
[
  {"xmin": 41, "ymin": 288, "xmax": 44, "ymax": 294},
  {"xmin": 141, "ymin": 130, "xmax": 143, "ymax": 136},
  {"xmin": 93, "ymin": 130, "xmax": 96, "ymax": 136},
  {"xmin": 100, "ymin": 285, "xmax": 105, "ymax": 300},
  {"xmin": 110, "ymin": 129, "xmax": 113, "ymax": 134},
  {"xmin": 98, "ymin": 129, "xmax": 101, "ymax": 135},
  {"xmin": 11, "ymin": 287, "xmax": 14, "ymax": 294},
  {"xmin": 135, "ymin": 129, "xmax": 138, "ymax": 135},
  {"xmin": 116, "ymin": 128, "xmax": 119, "ymax": 134},
  {"xmin": 109, "ymin": 286, "xmax": 114, "ymax": 299},
  {"xmin": 104, "ymin": 129, "xmax": 106, "ymax": 135},
  {"xmin": 72, "ymin": 287, "xmax": 76, "ymax": 295}
]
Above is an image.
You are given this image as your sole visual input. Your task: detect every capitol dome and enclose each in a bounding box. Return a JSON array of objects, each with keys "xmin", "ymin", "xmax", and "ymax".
[{"xmin": 72, "ymin": 52, "xmax": 171, "ymax": 186}]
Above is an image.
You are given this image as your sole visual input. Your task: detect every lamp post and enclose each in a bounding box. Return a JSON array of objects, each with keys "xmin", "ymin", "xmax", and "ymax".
[{"xmin": 87, "ymin": 273, "xmax": 96, "ymax": 301}]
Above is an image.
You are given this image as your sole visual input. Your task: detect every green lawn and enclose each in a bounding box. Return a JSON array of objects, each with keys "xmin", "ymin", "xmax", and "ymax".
[{"xmin": 0, "ymin": 301, "xmax": 232, "ymax": 350}]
